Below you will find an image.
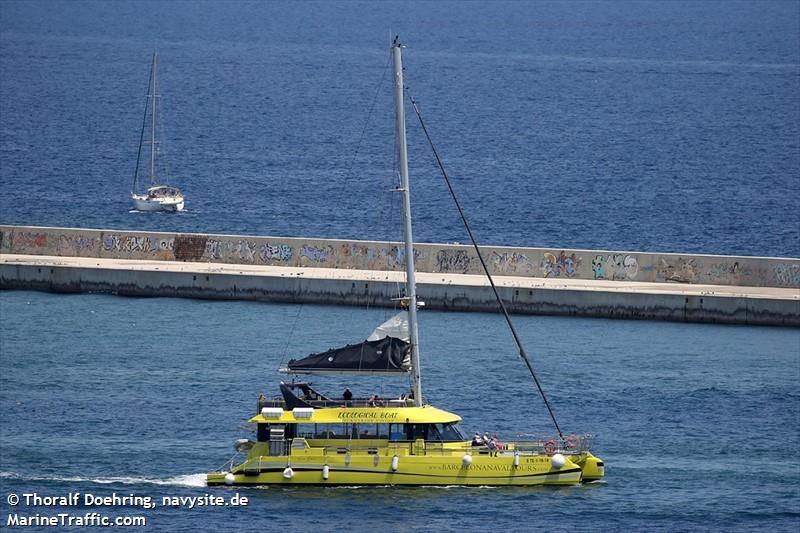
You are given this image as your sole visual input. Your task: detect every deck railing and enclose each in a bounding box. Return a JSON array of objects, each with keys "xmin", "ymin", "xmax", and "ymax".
[{"xmin": 257, "ymin": 397, "xmax": 413, "ymax": 412}]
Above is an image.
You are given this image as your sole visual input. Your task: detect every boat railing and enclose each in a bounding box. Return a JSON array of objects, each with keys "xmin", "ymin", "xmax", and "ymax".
[
  {"xmin": 315, "ymin": 443, "xmax": 415, "ymax": 456},
  {"xmin": 268, "ymin": 440, "xmax": 291, "ymax": 457},
  {"xmin": 510, "ymin": 434, "xmax": 594, "ymax": 455},
  {"xmin": 257, "ymin": 397, "xmax": 413, "ymax": 412},
  {"xmin": 257, "ymin": 399, "xmax": 285, "ymax": 412}
]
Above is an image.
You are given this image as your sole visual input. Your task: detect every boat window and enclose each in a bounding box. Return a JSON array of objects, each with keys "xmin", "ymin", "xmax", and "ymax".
[
  {"xmin": 405, "ymin": 424, "xmax": 427, "ymax": 440},
  {"xmin": 257, "ymin": 424, "xmax": 269, "ymax": 442},
  {"xmin": 388, "ymin": 424, "xmax": 404, "ymax": 441},
  {"xmin": 351, "ymin": 424, "xmax": 390, "ymax": 439},
  {"xmin": 436, "ymin": 423, "xmax": 466, "ymax": 442},
  {"xmin": 296, "ymin": 424, "xmax": 315, "ymax": 438},
  {"xmin": 309, "ymin": 424, "xmax": 353, "ymax": 439},
  {"xmin": 313, "ymin": 424, "xmax": 333, "ymax": 439}
]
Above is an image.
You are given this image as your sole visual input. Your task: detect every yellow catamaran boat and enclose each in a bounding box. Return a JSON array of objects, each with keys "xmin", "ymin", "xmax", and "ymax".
[{"xmin": 207, "ymin": 38, "xmax": 604, "ymax": 487}]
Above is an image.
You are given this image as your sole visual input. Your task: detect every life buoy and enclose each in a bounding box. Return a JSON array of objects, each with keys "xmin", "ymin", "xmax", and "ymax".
[{"xmin": 543, "ymin": 440, "xmax": 557, "ymax": 456}]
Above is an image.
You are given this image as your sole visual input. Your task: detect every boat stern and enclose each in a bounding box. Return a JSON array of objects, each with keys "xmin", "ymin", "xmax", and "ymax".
[
  {"xmin": 573, "ymin": 452, "xmax": 605, "ymax": 482},
  {"xmin": 206, "ymin": 472, "xmax": 232, "ymax": 486}
]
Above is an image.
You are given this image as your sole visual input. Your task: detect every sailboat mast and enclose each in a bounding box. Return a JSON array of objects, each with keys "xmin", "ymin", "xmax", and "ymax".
[
  {"xmin": 392, "ymin": 38, "xmax": 423, "ymax": 407},
  {"xmin": 149, "ymin": 52, "xmax": 157, "ymax": 185}
]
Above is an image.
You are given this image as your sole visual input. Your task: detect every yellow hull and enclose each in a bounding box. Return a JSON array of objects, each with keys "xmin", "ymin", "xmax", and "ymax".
[
  {"xmin": 207, "ymin": 404, "xmax": 604, "ymax": 487},
  {"xmin": 208, "ymin": 444, "xmax": 600, "ymax": 486}
]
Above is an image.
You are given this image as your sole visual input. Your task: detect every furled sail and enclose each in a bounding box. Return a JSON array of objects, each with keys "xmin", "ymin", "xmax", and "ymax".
[{"xmin": 282, "ymin": 312, "xmax": 411, "ymax": 375}]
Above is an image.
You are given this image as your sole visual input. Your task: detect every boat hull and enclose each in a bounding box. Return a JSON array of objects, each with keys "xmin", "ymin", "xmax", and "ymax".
[
  {"xmin": 208, "ymin": 449, "xmax": 587, "ymax": 487},
  {"xmin": 132, "ymin": 195, "xmax": 184, "ymax": 212}
]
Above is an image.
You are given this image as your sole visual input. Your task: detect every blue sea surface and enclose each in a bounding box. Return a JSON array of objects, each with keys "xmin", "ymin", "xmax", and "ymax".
[
  {"xmin": 1, "ymin": 0, "xmax": 798, "ymax": 257},
  {"xmin": 1, "ymin": 291, "xmax": 799, "ymax": 531},
  {"xmin": 1, "ymin": 1, "xmax": 800, "ymax": 532}
]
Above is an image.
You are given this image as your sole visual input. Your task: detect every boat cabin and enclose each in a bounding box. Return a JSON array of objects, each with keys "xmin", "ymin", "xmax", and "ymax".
[
  {"xmin": 250, "ymin": 383, "xmax": 466, "ymax": 453},
  {"xmin": 146, "ymin": 185, "xmax": 182, "ymax": 199}
]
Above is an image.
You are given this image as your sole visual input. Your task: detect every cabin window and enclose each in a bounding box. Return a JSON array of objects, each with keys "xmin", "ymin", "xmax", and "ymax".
[
  {"xmin": 433, "ymin": 423, "xmax": 465, "ymax": 442},
  {"xmin": 313, "ymin": 424, "xmax": 333, "ymax": 438},
  {"xmin": 307, "ymin": 423, "xmax": 394, "ymax": 439},
  {"xmin": 405, "ymin": 424, "xmax": 427, "ymax": 440},
  {"xmin": 388, "ymin": 424, "xmax": 405, "ymax": 441},
  {"xmin": 352, "ymin": 423, "xmax": 390, "ymax": 439},
  {"xmin": 376, "ymin": 424, "xmax": 390, "ymax": 438},
  {"xmin": 296, "ymin": 424, "xmax": 315, "ymax": 438},
  {"xmin": 257, "ymin": 424, "xmax": 269, "ymax": 442}
]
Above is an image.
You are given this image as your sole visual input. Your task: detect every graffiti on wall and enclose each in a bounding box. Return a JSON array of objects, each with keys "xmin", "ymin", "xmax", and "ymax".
[
  {"xmin": 773, "ymin": 264, "xmax": 800, "ymax": 287},
  {"xmin": 340, "ymin": 243, "xmax": 379, "ymax": 269},
  {"xmin": 542, "ymin": 251, "xmax": 581, "ymax": 278},
  {"xmin": 336, "ymin": 243, "xmax": 425, "ymax": 271},
  {"xmin": 205, "ymin": 239, "xmax": 223, "ymax": 260},
  {"xmin": 656, "ymin": 257, "xmax": 698, "ymax": 283},
  {"xmin": 489, "ymin": 251, "xmax": 532, "ymax": 274},
  {"xmin": 56, "ymin": 235, "xmax": 96, "ymax": 254},
  {"xmin": 301, "ymin": 244, "xmax": 335, "ymax": 263},
  {"xmin": 703, "ymin": 261, "xmax": 755, "ymax": 285},
  {"xmin": 623, "ymin": 255, "xmax": 639, "ymax": 278},
  {"xmin": 592, "ymin": 254, "xmax": 638, "ymax": 280},
  {"xmin": 15, "ymin": 232, "xmax": 48, "ymax": 249},
  {"xmin": 202, "ymin": 238, "xmax": 293, "ymax": 263},
  {"xmin": 388, "ymin": 246, "xmax": 426, "ymax": 269},
  {"xmin": 435, "ymin": 249, "xmax": 472, "ymax": 273},
  {"xmin": 6, "ymin": 226, "xmax": 797, "ymax": 289},
  {"xmin": 261, "ymin": 242, "xmax": 293, "ymax": 262},
  {"xmin": 236, "ymin": 240, "xmax": 257, "ymax": 262},
  {"xmin": 103, "ymin": 234, "xmax": 174, "ymax": 256}
]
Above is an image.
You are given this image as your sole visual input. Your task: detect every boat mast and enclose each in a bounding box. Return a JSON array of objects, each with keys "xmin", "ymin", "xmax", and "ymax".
[
  {"xmin": 392, "ymin": 37, "xmax": 423, "ymax": 407},
  {"xmin": 149, "ymin": 52, "xmax": 158, "ymax": 186}
]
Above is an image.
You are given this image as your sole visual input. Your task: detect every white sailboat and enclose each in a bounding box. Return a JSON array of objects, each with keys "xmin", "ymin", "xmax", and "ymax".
[{"xmin": 131, "ymin": 52, "xmax": 185, "ymax": 212}]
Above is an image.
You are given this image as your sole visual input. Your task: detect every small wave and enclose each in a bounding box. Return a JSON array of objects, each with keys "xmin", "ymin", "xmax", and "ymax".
[{"xmin": 0, "ymin": 471, "xmax": 206, "ymax": 488}]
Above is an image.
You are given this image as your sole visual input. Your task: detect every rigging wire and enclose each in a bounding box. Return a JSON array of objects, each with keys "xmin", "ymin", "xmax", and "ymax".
[
  {"xmin": 278, "ymin": 302, "xmax": 305, "ymax": 372},
  {"xmin": 342, "ymin": 53, "xmax": 392, "ymax": 184},
  {"xmin": 406, "ymin": 88, "xmax": 564, "ymax": 439},
  {"xmin": 132, "ymin": 52, "xmax": 155, "ymax": 193}
]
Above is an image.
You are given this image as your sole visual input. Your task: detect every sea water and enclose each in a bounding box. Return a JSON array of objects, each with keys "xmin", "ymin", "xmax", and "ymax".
[
  {"xmin": 0, "ymin": 0, "xmax": 798, "ymax": 257},
  {"xmin": 0, "ymin": 291, "xmax": 798, "ymax": 531},
  {"xmin": 1, "ymin": 0, "xmax": 799, "ymax": 531}
]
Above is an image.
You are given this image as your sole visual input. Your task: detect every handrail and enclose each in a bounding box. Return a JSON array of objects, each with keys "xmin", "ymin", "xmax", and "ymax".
[{"xmin": 257, "ymin": 397, "xmax": 414, "ymax": 412}]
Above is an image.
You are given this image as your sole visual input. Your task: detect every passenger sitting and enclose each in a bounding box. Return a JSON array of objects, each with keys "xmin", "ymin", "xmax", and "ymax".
[
  {"xmin": 368, "ymin": 394, "xmax": 383, "ymax": 407},
  {"xmin": 471, "ymin": 432, "xmax": 484, "ymax": 446},
  {"xmin": 492, "ymin": 435, "xmax": 504, "ymax": 452}
]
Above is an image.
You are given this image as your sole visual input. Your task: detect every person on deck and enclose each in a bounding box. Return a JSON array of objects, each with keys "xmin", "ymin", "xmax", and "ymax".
[
  {"xmin": 343, "ymin": 387, "xmax": 353, "ymax": 406},
  {"xmin": 492, "ymin": 435, "xmax": 504, "ymax": 452},
  {"xmin": 486, "ymin": 434, "xmax": 498, "ymax": 456},
  {"xmin": 471, "ymin": 432, "xmax": 484, "ymax": 446}
]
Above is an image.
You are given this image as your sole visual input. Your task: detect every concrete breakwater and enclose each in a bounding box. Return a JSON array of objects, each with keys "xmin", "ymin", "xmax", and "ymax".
[{"xmin": 1, "ymin": 225, "xmax": 798, "ymax": 326}]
